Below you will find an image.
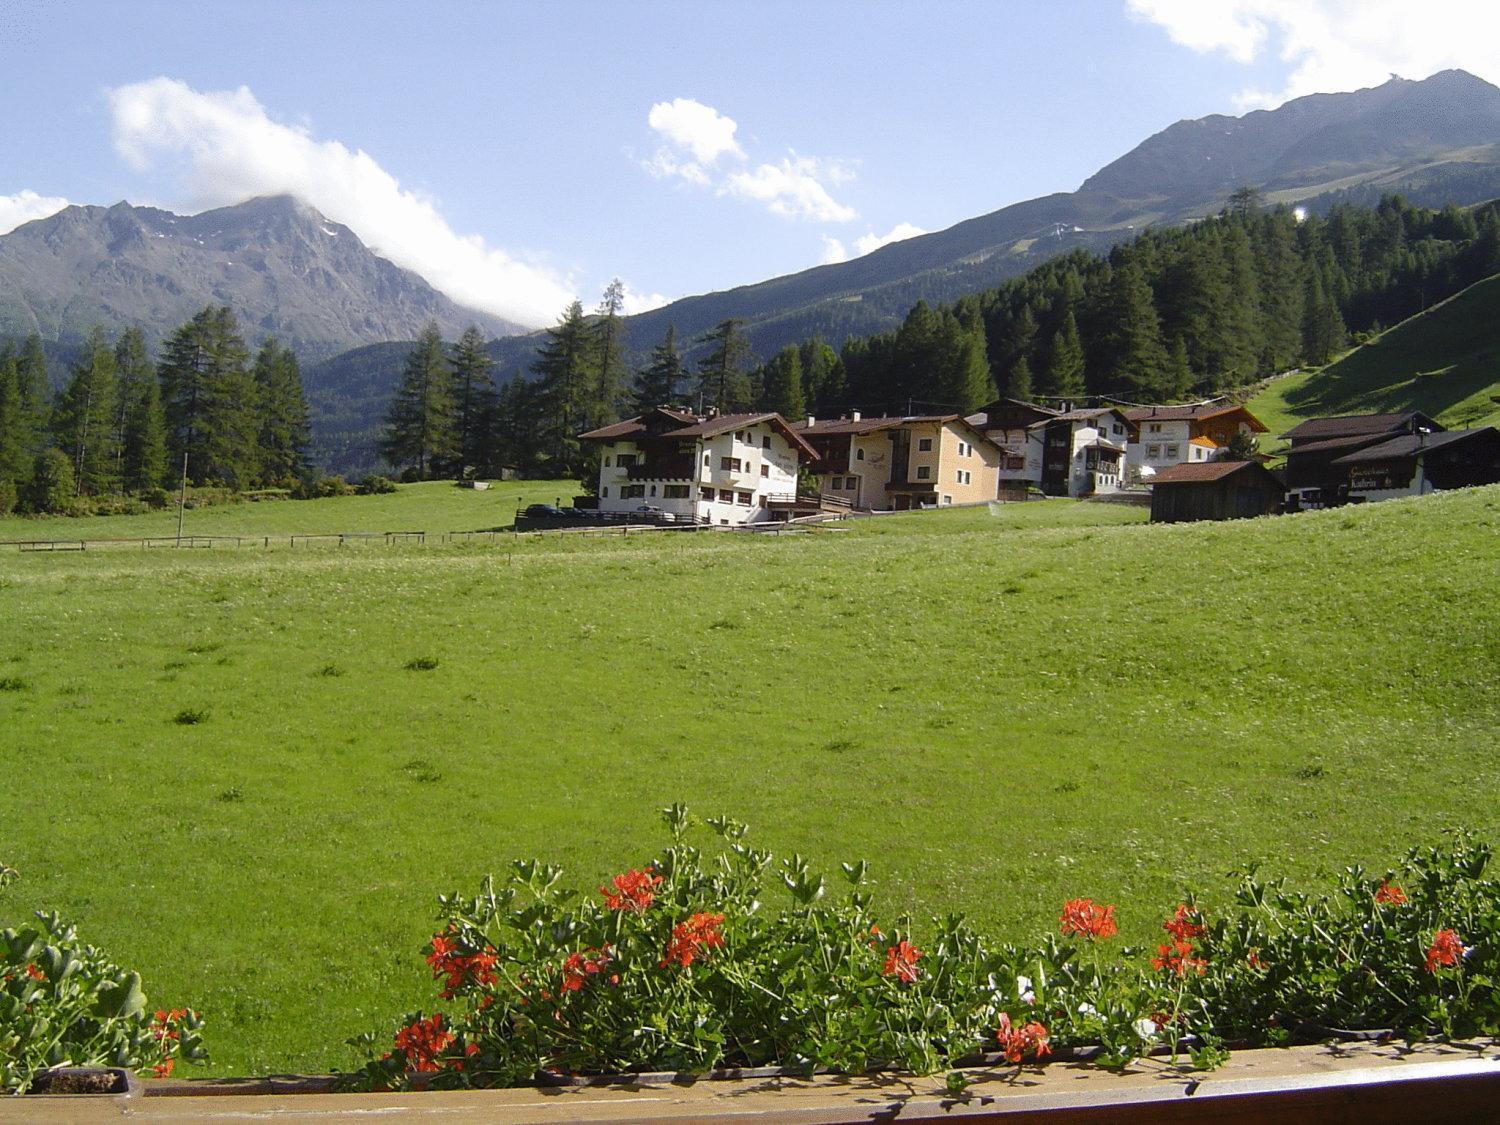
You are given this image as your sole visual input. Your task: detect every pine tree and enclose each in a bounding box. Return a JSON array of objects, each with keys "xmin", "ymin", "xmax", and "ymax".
[
  {"xmin": 590, "ymin": 280, "xmax": 628, "ymax": 428},
  {"xmin": 1219, "ymin": 223, "xmax": 1264, "ymax": 387},
  {"xmin": 758, "ymin": 345, "xmax": 805, "ymax": 419},
  {"xmin": 112, "ymin": 329, "xmax": 154, "ymax": 484},
  {"xmin": 381, "ymin": 323, "xmax": 457, "ymax": 479},
  {"xmin": 695, "ymin": 318, "xmax": 753, "ymax": 414},
  {"xmin": 1095, "ymin": 258, "xmax": 1168, "ymax": 397},
  {"xmin": 446, "ymin": 326, "xmax": 494, "ymax": 477},
  {"xmin": 121, "ymin": 363, "xmax": 168, "ymax": 492},
  {"xmin": 1163, "ymin": 334, "xmax": 1194, "ymax": 398},
  {"xmin": 631, "ymin": 326, "xmax": 686, "ymax": 413},
  {"xmin": 199, "ymin": 308, "xmax": 259, "ymax": 487},
  {"xmin": 892, "ymin": 301, "xmax": 942, "ymax": 409},
  {"xmin": 1256, "ymin": 210, "xmax": 1305, "ymax": 375},
  {"xmin": 934, "ymin": 313, "xmax": 993, "ymax": 413},
  {"xmin": 798, "ymin": 339, "xmax": 842, "ymax": 413},
  {"xmin": 0, "ymin": 349, "xmax": 28, "ymax": 487},
  {"xmin": 252, "ymin": 337, "xmax": 311, "ymax": 484},
  {"xmin": 1300, "ymin": 269, "xmax": 1346, "ymax": 365},
  {"xmin": 26, "ymin": 448, "xmax": 75, "ymax": 514},
  {"xmin": 54, "ymin": 327, "xmax": 120, "ymax": 496},
  {"xmin": 14, "ymin": 333, "xmax": 49, "ymax": 456},
  {"xmin": 1006, "ymin": 356, "xmax": 1034, "ymax": 401},
  {"xmin": 531, "ymin": 302, "xmax": 599, "ymax": 475},
  {"xmin": 1040, "ymin": 310, "xmax": 1085, "ymax": 399}
]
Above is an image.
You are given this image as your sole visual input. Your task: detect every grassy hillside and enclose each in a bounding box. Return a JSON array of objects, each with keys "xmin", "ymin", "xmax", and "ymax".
[
  {"xmin": 1251, "ymin": 273, "xmax": 1500, "ymax": 443},
  {"xmin": 1, "ymin": 490, "xmax": 1497, "ymax": 1075},
  {"xmin": 0, "ymin": 480, "xmax": 577, "ymax": 542}
]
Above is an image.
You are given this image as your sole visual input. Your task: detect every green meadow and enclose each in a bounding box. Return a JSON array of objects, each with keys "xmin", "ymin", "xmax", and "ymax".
[{"xmin": 2, "ymin": 489, "xmax": 1497, "ymax": 1075}]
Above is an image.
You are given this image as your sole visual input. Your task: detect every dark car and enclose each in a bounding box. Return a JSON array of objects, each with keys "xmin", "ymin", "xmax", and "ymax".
[{"xmin": 523, "ymin": 504, "xmax": 564, "ymax": 518}]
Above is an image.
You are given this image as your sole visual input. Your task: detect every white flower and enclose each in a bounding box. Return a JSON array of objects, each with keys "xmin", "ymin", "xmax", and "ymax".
[
  {"xmin": 1077, "ymin": 1002, "xmax": 1098, "ymax": 1018},
  {"xmin": 1016, "ymin": 975, "xmax": 1035, "ymax": 1004},
  {"xmin": 1134, "ymin": 1017, "xmax": 1159, "ymax": 1039}
]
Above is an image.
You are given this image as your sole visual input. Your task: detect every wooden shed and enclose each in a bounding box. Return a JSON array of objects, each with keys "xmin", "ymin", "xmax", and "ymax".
[{"xmin": 1149, "ymin": 460, "xmax": 1283, "ymax": 523}]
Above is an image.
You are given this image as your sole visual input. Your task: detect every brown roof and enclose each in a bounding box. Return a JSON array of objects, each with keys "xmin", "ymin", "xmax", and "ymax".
[
  {"xmin": 796, "ymin": 415, "xmax": 950, "ymax": 436},
  {"xmin": 1330, "ymin": 426, "xmax": 1499, "ymax": 464},
  {"xmin": 1124, "ymin": 403, "xmax": 1269, "ymax": 432},
  {"xmin": 1282, "ymin": 433, "xmax": 1390, "ymax": 456},
  {"xmin": 1280, "ymin": 411, "xmax": 1439, "ymax": 442},
  {"xmin": 578, "ymin": 410, "xmax": 820, "ymax": 460},
  {"xmin": 1150, "ymin": 460, "xmax": 1268, "ymax": 484}
]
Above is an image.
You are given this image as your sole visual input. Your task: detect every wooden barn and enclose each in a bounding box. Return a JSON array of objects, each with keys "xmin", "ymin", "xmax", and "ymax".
[{"xmin": 1149, "ymin": 460, "xmax": 1283, "ymax": 523}]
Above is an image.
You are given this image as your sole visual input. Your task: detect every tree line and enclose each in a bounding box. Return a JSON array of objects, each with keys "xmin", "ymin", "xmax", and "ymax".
[
  {"xmin": 381, "ymin": 192, "xmax": 1500, "ymax": 482},
  {"xmin": 0, "ymin": 305, "xmax": 310, "ymax": 514}
]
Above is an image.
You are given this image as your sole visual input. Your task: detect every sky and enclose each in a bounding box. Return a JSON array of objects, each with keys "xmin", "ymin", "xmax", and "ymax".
[{"xmin": 1, "ymin": 0, "xmax": 1497, "ymax": 327}]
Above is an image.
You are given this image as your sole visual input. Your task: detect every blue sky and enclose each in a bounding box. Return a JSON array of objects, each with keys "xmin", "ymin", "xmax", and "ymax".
[{"xmin": 1, "ymin": 0, "xmax": 1493, "ymax": 326}]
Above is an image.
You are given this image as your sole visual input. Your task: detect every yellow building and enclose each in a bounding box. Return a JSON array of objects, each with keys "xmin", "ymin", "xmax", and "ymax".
[{"xmin": 793, "ymin": 414, "xmax": 1002, "ymax": 510}]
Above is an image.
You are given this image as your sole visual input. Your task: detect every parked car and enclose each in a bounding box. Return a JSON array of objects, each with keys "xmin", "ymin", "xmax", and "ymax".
[
  {"xmin": 633, "ymin": 504, "xmax": 676, "ymax": 522},
  {"xmin": 523, "ymin": 504, "xmax": 564, "ymax": 518}
]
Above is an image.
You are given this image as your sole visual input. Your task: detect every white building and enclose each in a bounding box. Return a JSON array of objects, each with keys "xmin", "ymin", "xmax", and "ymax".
[
  {"xmin": 965, "ymin": 398, "xmax": 1059, "ymax": 498},
  {"xmin": 1123, "ymin": 404, "xmax": 1268, "ymax": 478},
  {"xmin": 578, "ymin": 409, "xmax": 818, "ymax": 526},
  {"xmin": 1031, "ymin": 408, "xmax": 1133, "ymax": 497}
]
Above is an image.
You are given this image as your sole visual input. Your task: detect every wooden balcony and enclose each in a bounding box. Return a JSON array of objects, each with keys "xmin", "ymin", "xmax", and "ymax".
[{"xmin": 626, "ymin": 457, "xmax": 697, "ymax": 481}]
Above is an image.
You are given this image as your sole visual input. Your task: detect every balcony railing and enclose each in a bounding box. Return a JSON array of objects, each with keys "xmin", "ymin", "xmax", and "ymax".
[{"xmin": 627, "ymin": 457, "xmax": 697, "ymax": 480}]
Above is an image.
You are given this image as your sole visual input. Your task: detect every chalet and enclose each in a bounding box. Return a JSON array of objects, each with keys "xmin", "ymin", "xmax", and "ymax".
[
  {"xmin": 1030, "ymin": 408, "xmax": 1133, "ymax": 498},
  {"xmin": 1334, "ymin": 426, "xmax": 1500, "ymax": 502},
  {"xmin": 794, "ymin": 414, "xmax": 1002, "ymax": 510},
  {"xmin": 965, "ymin": 397, "xmax": 1058, "ymax": 497},
  {"xmin": 578, "ymin": 408, "xmax": 819, "ymax": 526},
  {"xmin": 1148, "ymin": 460, "xmax": 1284, "ymax": 523},
  {"xmin": 1281, "ymin": 411, "xmax": 1443, "ymax": 508},
  {"xmin": 1124, "ymin": 403, "xmax": 1268, "ymax": 475}
]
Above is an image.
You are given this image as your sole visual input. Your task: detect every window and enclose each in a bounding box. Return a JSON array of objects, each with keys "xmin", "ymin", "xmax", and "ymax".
[
  {"xmin": 956, "ymin": 469, "xmax": 963, "ymax": 483},
  {"xmin": 603, "ymin": 455, "xmax": 611, "ymax": 467},
  {"xmin": 1166, "ymin": 445, "xmax": 1180, "ymax": 459},
  {"xmin": 760, "ymin": 464, "xmax": 769, "ymax": 477},
  {"xmin": 1149, "ymin": 423, "xmax": 1162, "ymax": 434},
  {"xmin": 856, "ymin": 447, "xmax": 865, "ymax": 460},
  {"xmin": 601, "ymin": 487, "xmax": 609, "ymax": 498},
  {"xmin": 736, "ymin": 491, "xmax": 752, "ymax": 505},
  {"xmin": 1114, "ymin": 424, "xmax": 1124, "ymax": 435},
  {"xmin": 700, "ymin": 487, "xmax": 714, "ymax": 501},
  {"xmin": 617, "ymin": 453, "xmax": 637, "ymax": 468},
  {"xmin": 918, "ymin": 437, "xmax": 933, "ymax": 451},
  {"xmin": 916, "ymin": 465, "xmax": 931, "ymax": 480},
  {"xmin": 622, "ymin": 484, "xmax": 645, "ymax": 499},
  {"xmin": 719, "ymin": 489, "xmax": 734, "ymax": 502},
  {"xmin": 664, "ymin": 484, "xmax": 690, "ymax": 499},
  {"xmin": 941, "ymin": 494, "xmax": 953, "ymax": 505},
  {"xmin": 762, "ymin": 435, "xmax": 771, "ymax": 449},
  {"xmin": 703, "ymin": 453, "xmax": 710, "ymax": 467},
  {"xmin": 649, "ymin": 485, "xmax": 657, "ymax": 497},
  {"xmin": 720, "ymin": 457, "xmax": 741, "ymax": 471},
  {"xmin": 1147, "ymin": 444, "xmax": 1160, "ymax": 458},
  {"xmin": 831, "ymin": 476, "xmax": 842, "ymax": 489}
]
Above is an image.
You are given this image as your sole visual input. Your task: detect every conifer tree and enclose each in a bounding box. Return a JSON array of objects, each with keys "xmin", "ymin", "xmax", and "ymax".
[
  {"xmin": 695, "ymin": 318, "xmax": 753, "ymax": 414},
  {"xmin": 199, "ymin": 308, "xmax": 260, "ymax": 487},
  {"xmin": 530, "ymin": 302, "xmax": 598, "ymax": 474},
  {"xmin": 1095, "ymin": 258, "xmax": 1168, "ymax": 397},
  {"xmin": 381, "ymin": 323, "xmax": 457, "ymax": 479},
  {"xmin": 935, "ymin": 313, "xmax": 993, "ymax": 413},
  {"xmin": 1256, "ymin": 210, "xmax": 1305, "ymax": 374},
  {"xmin": 112, "ymin": 328, "xmax": 155, "ymax": 483},
  {"xmin": 1041, "ymin": 310, "xmax": 1085, "ymax": 399},
  {"xmin": 1006, "ymin": 356, "xmax": 1034, "ymax": 401},
  {"xmin": 590, "ymin": 280, "xmax": 628, "ymax": 428},
  {"xmin": 1300, "ymin": 270, "xmax": 1346, "ymax": 365},
  {"xmin": 447, "ymin": 326, "xmax": 495, "ymax": 476},
  {"xmin": 252, "ymin": 337, "xmax": 311, "ymax": 483},
  {"xmin": 26, "ymin": 447, "xmax": 75, "ymax": 513},
  {"xmin": 798, "ymin": 339, "xmax": 841, "ymax": 413},
  {"xmin": 1219, "ymin": 223, "xmax": 1264, "ymax": 387},
  {"xmin": 1163, "ymin": 334, "xmax": 1194, "ymax": 398},
  {"xmin": 0, "ymin": 350, "xmax": 28, "ymax": 487},
  {"xmin": 54, "ymin": 327, "xmax": 120, "ymax": 495},
  {"xmin": 758, "ymin": 344, "xmax": 805, "ymax": 419},
  {"xmin": 631, "ymin": 326, "xmax": 686, "ymax": 413},
  {"xmin": 121, "ymin": 363, "xmax": 168, "ymax": 492},
  {"xmin": 14, "ymin": 333, "xmax": 50, "ymax": 455}
]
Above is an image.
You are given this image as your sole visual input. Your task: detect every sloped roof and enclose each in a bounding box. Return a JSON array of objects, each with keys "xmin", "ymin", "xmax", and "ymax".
[
  {"xmin": 1280, "ymin": 411, "xmax": 1440, "ymax": 442},
  {"xmin": 1330, "ymin": 426, "xmax": 1499, "ymax": 464},
  {"xmin": 577, "ymin": 407, "xmax": 697, "ymax": 442},
  {"xmin": 1125, "ymin": 403, "xmax": 1268, "ymax": 431},
  {"xmin": 578, "ymin": 410, "xmax": 819, "ymax": 460},
  {"xmin": 1150, "ymin": 460, "xmax": 1273, "ymax": 484}
]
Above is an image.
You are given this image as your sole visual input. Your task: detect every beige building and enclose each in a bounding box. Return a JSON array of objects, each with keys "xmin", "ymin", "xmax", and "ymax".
[{"xmin": 793, "ymin": 414, "xmax": 1002, "ymax": 509}]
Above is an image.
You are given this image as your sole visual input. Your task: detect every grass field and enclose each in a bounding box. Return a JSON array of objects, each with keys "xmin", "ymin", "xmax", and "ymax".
[
  {"xmin": 2, "ymin": 489, "xmax": 1498, "ymax": 1076},
  {"xmin": 1250, "ymin": 273, "xmax": 1500, "ymax": 447},
  {"xmin": 0, "ymin": 480, "xmax": 578, "ymax": 543}
]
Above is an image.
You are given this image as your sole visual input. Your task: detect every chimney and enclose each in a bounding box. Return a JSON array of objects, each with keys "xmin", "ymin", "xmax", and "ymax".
[
  {"xmin": 851, "ymin": 410, "xmax": 861, "ymax": 421},
  {"xmin": 805, "ymin": 414, "xmax": 816, "ymax": 427}
]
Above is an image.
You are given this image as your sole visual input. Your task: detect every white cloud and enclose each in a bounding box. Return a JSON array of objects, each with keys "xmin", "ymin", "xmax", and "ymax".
[
  {"xmin": 722, "ymin": 155, "xmax": 858, "ymax": 223},
  {"xmin": 620, "ymin": 284, "xmax": 671, "ymax": 314},
  {"xmin": 106, "ymin": 77, "xmax": 577, "ymax": 327},
  {"xmin": 644, "ymin": 98, "xmax": 858, "ymax": 224},
  {"xmin": 819, "ymin": 235, "xmax": 848, "ymax": 264},
  {"xmin": 854, "ymin": 222, "xmax": 927, "ymax": 256},
  {"xmin": 1128, "ymin": 0, "xmax": 1500, "ymax": 109},
  {"xmin": 647, "ymin": 98, "xmax": 744, "ymax": 165},
  {"xmin": 0, "ymin": 190, "xmax": 69, "ymax": 235}
]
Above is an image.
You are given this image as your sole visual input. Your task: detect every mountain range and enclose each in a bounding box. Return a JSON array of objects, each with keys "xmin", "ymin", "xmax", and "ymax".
[{"xmin": 4, "ymin": 68, "xmax": 1499, "ymax": 473}]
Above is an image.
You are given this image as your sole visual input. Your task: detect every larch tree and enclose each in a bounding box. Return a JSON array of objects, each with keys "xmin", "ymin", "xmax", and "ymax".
[
  {"xmin": 448, "ymin": 325, "xmax": 496, "ymax": 477},
  {"xmin": 381, "ymin": 322, "xmax": 457, "ymax": 479},
  {"xmin": 54, "ymin": 327, "xmax": 120, "ymax": 495},
  {"xmin": 758, "ymin": 344, "xmax": 805, "ymax": 419},
  {"xmin": 252, "ymin": 337, "xmax": 311, "ymax": 484},
  {"xmin": 631, "ymin": 325, "xmax": 686, "ymax": 413},
  {"xmin": 695, "ymin": 318, "xmax": 753, "ymax": 414},
  {"xmin": 590, "ymin": 280, "xmax": 628, "ymax": 429},
  {"xmin": 530, "ymin": 301, "xmax": 598, "ymax": 475}
]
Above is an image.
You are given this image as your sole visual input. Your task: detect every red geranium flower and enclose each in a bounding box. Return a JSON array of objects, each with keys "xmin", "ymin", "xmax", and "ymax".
[
  {"xmin": 560, "ymin": 946, "xmax": 614, "ymax": 992},
  {"xmin": 1152, "ymin": 938, "xmax": 1207, "ymax": 977},
  {"xmin": 1424, "ymin": 929, "xmax": 1465, "ymax": 973},
  {"xmin": 599, "ymin": 868, "xmax": 663, "ymax": 913},
  {"xmin": 393, "ymin": 1013, "xmax": 456, "ymax": 1073},
  {"xmin": 660, "ymin": 912, "xmax": 726, "ymax": 968},
  {"xmin": 1162, "ymin": 904, "xmax": 1206, "ymax": 942},
  {"xmin": 1246, "ymin": 947, "xmax": 1265, "ymax": 971},
  {"xmin": 23, "ymin": 963, "xmax": 44, "ymax": 980},
  {"xmin": 1059, "ymin": 898, "xmax": 1117, "ymax": 941},
  {"xmin": 882, "ymin": 939, "xmax": 921, "ymax": 983},
  {"xmin": 426, "ymin": 930, "xmax": 500, "ymax": 999},
  {"xmin": 151, "ymin": 1058, "xmax": 175, "ymax": 1079},
  {"xmin": 1375, "ymin": 880, "xmax": 1408, "ymax": 906},
  {"xmin": 996, "ymin": 1011, "xmax": 1051, "ymax": 1064}
]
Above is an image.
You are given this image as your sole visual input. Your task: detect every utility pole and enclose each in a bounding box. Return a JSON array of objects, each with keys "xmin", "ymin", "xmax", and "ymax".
[{"xmin": 175, "ymin": 451, "xmax": 188, "ymax": 545}]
